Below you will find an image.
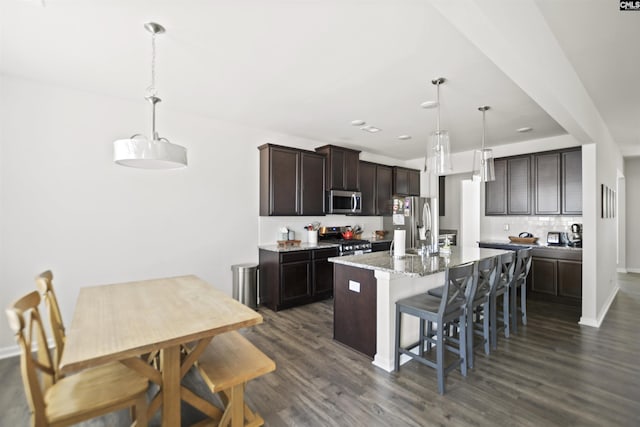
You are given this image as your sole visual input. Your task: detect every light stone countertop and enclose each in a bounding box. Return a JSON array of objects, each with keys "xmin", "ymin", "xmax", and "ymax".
[
  {"xmin": 329, "ymin": 246, "xmax": 508, "ymax": 277},
  {"xmin": 258, "ymin": 242, "xmax": 340, "ymax": 253}
]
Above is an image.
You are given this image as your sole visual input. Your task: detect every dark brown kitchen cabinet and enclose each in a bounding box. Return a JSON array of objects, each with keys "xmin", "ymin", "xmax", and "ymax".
[
  {"xmin": 359, "ymin": 161, "xmax": 377, "ymax": 216},
  {"xmin": 376, "ymin": 165, "xmax": 393, "ymax": 215},
  {"xmin": 259, "ymin": 247, "xmax": 338, "ymax": 311},
  {"xmin": 529, "ymin": 247, "xmax": 582, "ymax": 304},
  {"xmin": 392, "ymin": 166, "xmax": 420, "ymax": 196},
  {"xmin": 531, "ymin": 257, "xmax": 558, "ymax": 295},
  {"xmin": 485, "ymin": 158, "xmax": 508, "ymax": 215},
  {"xmin": 562, "ymin": 149, "xmax": 582, "ymax": 215},
  {"xmin": 315, "ymin": 145, "xmax": 360, "ymax": 191},
  {"xmin": 359, "ymin": 161, "xmax": 393, "ymax": 216},
  {"xmin": 507, "ymin": 155, "xmax": 532, "ymax": 215},
  {"xmin": 534, "ymin": 152, "xmax": 561, "ymax": 215},
  {"xmin": 258, "ymin": 144, "xmax": 325, "ymax": 216},
  {"xmin": 485, "ymin": 147, "xmax": 581, "ymax": 216}
]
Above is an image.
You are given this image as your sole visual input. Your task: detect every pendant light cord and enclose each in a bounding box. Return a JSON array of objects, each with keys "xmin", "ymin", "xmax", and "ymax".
[
  {"xmin": 146, "ymin": 32, "xmax": 158, "ymax": 98},
  {"xmin": 481, "ymin": 108, "xmax": 486, "ymax": 150}
]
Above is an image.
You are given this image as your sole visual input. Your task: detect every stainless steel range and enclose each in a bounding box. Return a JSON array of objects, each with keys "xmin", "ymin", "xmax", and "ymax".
[{"xmin": 318, "ymin": 226, "xmax": 372, "ymax": 256}]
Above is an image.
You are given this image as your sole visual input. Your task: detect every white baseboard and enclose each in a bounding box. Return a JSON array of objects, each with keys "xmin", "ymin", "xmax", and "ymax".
[
  {"xmin": 617, "ymin": 268, "xmax": 628, "ymax": 273},
  {"xmin": 0, "ymin": 345, "xmax": 20, "ymax": 360},
  {"xmin": 626, "ymin": 268, "xmax": 640, "ymax": 274},
  {"xmin": 579, "ymin": 286, "xmax": 620, "ymax": 328},
  {"xmin": 0, "ymin": 338, "xmax": 55, "ymax": 360}
]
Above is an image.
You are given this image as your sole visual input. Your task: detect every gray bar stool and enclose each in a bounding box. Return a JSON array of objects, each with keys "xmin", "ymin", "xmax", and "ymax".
[
  {"xmin": 490, "ymin": 251, "xmax": 516, "ymax": 349},
  {"xmin": 511, "ymin": 247, "xmax": 533, "ymax": 334}
]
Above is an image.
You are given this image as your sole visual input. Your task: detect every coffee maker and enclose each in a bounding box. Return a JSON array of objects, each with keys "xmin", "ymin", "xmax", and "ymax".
[{"xmin": 569, "ymin": 223, "xmax": 582, "ymax": 247}]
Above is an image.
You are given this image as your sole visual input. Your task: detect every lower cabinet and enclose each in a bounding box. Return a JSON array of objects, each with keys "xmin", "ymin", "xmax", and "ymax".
[
  {"xmin": 259, "ymin": 247, "xmax": 339, "ymax": 311},
  {"xmin": 530, "ymin": 249, "xmax": 582, "ymax": 304}
]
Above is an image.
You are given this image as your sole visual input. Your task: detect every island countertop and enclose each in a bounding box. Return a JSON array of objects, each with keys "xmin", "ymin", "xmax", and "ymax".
[{"xmin": 329, "ymin": 246, "xmax": 508, "ymax": 277}]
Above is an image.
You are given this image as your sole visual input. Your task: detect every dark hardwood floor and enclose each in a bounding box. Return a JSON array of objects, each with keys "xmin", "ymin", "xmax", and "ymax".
[{"xmin": 2, "ymin": 274, "xmax": 639, "ymax": 426}]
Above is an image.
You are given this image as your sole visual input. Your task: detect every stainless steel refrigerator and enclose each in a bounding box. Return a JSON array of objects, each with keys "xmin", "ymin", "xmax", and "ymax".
[{"xmin": 383, "ymin": 196, "xmax": 438, "ymax": 250}]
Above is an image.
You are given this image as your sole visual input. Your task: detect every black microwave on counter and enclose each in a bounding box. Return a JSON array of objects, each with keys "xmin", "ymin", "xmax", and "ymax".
[{"xmin": 327, "ymin": 190, "xmax": 362, "ymax": 214}]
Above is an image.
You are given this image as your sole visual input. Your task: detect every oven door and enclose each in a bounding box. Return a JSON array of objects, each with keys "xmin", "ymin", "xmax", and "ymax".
[{"xmin": 328, "ymin": 190, "xmax": 362, "ymax": 214}]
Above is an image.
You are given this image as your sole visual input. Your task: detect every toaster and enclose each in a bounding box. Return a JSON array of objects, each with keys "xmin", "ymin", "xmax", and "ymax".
[{"xmin": 547, "ymin": 231, "xmax": 569, "ymax": 246}]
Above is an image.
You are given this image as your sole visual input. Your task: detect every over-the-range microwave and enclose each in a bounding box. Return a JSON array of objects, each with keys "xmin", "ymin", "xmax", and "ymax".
[{"xmin": 327, "ymin": 190, "xmax": 362, "ymax": 214}]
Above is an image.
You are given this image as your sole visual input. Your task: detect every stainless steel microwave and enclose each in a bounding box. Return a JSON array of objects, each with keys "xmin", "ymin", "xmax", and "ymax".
[{"xmin": 327, "ymin": 190, "xmax": 362, "ymax": 214}]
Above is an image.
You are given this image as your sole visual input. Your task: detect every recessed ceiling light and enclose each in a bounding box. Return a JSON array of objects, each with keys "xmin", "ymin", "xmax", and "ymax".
[
  {"xmin": 421, "ymin": 100, "xmax": 439, "ymax": 109},
  {"xmin": 398, "ymin": 135, "xmax": 412, "ymax": 140},
  {"xmin": 360, "ymin": 126, "xmax": 381, "ymax": 133},
  {"xmin": 517, "ymin": 127, "xmax": 533, "ymax": 133},
  {"xmin": 351, "ymin": 119, "xmax": 366, "ymax": 126}
]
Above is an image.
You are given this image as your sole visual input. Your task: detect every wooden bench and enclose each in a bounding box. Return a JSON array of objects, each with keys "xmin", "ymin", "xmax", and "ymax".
[{"xmin": 194, "ymin": 330, "xmax": 275, "ymax": 427}]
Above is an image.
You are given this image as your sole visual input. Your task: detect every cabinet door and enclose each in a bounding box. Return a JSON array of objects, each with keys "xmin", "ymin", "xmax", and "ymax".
[
  {"xmin": 534, "ymin": 152, "xmax": 561, "ymax": 215},
  {"xmin": 531, "ymin": 257, "xmax": 557, "ymax": 295},
  {"xmin": 376, "ymin": 165, "xmax": 393, "ymax": 215},
  {"xmin": 359, "ymin": 161, "xmax": 376, "ymax": 216},
  {"xmin": 280, "ymin": 261, "xmax": 312, "ymax": 304},
  {"xmin": 270, "ymin": 147, "xmax": 300, "ymax": 215},
  {"xmin": 300, "ymin": 152, "xmax": 325, "ymax": 215},
  {"xmin": 485, "ymin": 158, "xmax": 507, "ymax": 215},
  {"xmin": 508, "ymin": 156, "xmax": 532, "ymax": 215},
  {"xmin": 329, "ymin": 149, "xmax": 345, "ymax": 190},
  {"xmin": 393, "ymin": 167, "xmax": 409, "ymax": 195},
  {"xmin": 562, "ymin": 149, "xmax": 582, "ymax": 215},
  {"xmin": 344, "ymin": 150, "xmax": 360, "ymax": 190},
  {"xmin": 408, "ymin": 169, "xmax": 420, "ymax": 196},
  {"xmin": 312, "ymin": 248, "xmax": 338, "ymax": 298},
  {"xmin": 558, "ymin": 259, "xmax": 582, "ymax": 299}
]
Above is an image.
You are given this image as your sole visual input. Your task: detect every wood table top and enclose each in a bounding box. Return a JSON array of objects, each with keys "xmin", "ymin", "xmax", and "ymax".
[{"xmin": 59, "ymin": 275, "xmax": 262, "ymax": 374}]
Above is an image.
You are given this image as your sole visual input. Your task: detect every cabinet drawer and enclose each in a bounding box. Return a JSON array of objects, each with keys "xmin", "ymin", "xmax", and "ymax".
[
  {"xmin": 280, "ymin": 251, "xmax": 311, "ymax": 264},
  {"xmin": 312, "ymin": 247, "xmax": 339, "ymax": 260}
]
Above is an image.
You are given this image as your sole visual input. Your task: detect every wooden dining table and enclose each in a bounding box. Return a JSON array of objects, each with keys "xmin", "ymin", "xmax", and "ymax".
[{"xmin": 59, "ymin": 275, "xmax": 262, "ymax": 427}]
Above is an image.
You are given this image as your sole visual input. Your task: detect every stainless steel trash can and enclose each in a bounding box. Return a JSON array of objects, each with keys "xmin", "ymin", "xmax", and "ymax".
[{"xmin": 231, "ymin": 263, "xmax": 258, "ymax": 309}]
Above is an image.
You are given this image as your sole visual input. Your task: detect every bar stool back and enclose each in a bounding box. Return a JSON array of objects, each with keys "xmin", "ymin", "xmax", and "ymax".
[
  {"xmin": 466, "ymin": 256, "xmax": 498, "ymax": 368},
  {"xmin": 511, "ymin": 247, "xmax": 533, "ymax": 334},
  {"xmin": 490, "ymin": 251, "xmax": 516, "ymax": 349}
]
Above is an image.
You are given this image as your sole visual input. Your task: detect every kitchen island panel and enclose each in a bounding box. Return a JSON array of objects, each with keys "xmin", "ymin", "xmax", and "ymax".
[{"xmin": 333, "ymin": 264, "xmax": 377, "ymax": 358}]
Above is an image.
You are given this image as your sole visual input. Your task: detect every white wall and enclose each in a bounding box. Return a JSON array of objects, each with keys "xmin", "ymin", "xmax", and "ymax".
[
  {"xmin": 623, "ymin": 158, "xmax": 640, "ymax": 271},
  {"xmin": 0, "ymin": 75, "xmax": 359, "ymax": 352}
]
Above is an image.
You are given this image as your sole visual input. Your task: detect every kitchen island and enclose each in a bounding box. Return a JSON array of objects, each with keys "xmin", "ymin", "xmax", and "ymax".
[{"xmin": 330, "ymin": 246, "xmax": 507, "ymax": 372}]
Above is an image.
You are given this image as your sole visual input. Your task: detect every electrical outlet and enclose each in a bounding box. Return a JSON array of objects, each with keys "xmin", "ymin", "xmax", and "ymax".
[
  {"xmin": 348, "ymin": 280, "xmax": 361, "ymax": 293},
  {"xmin": 504, "ymin": 224, "xmax": 510, "ymax": 231}
]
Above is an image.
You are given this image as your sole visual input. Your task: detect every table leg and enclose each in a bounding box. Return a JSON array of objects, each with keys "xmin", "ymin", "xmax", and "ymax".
[{"xmin": 160, "ymin": 345, "xmax": 181, "ymax": 427}]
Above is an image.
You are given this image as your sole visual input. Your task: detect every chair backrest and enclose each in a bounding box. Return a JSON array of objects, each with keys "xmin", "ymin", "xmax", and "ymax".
[
  {"xmin": 470, "ymin": 256, "xmax": 498, "ymax": 304},
  {"xmin": 440, "ymin": 261, "xmax": 476, "ymax": 316},
  {"xmin": 6, "ymin": 291, "xmax": 56, "ymax": 425},
  {"xmin": 514, "ymin": 247, "xmax": 533, "ymax": 284},
  {"xmin": 35, "ymin": 270, "xmax": 66, "ymax": 374},
  {"xmin": 495, "ymin": 251, "xmax": 516, "ymax": 293}
]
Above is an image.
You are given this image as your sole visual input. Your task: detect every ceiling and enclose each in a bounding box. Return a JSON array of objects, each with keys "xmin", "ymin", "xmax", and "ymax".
[{"xmin": 1, "ymin": 0, "xmax": 637, "ymax": 159}]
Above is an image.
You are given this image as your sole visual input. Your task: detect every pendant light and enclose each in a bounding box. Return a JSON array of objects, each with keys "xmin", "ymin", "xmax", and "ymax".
[
  {"xmin": 472, "ymin": 105, "xmax": 495, "ymax": 182},
  {"xmin": 113, "ymin": 22, "xmax": 187, "ymax": 169},
  {"xmin": 424, "ymin": 77, "xmax": 452, "ymax": 174}
]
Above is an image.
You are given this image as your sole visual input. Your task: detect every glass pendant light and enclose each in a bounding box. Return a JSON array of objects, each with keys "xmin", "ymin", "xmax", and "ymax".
[
  {"xmin": 113, "ymin": 22, "xmax": 187, "ymax": 169},
  {"xmin": 472, "ymin": 105, "xmax": 495, "ymax": 182},
  {"xmin": 424, "ymin": 78, "xmax": 452, "ymax": 174}
]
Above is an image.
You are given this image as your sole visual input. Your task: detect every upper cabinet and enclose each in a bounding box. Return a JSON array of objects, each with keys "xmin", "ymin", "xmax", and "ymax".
[
  {"xmin": 562, "ymin": 149, "xmax": 582, "ymax": 215},
  {"xmin": 392, "ymin": 167, "xmax": 420, "ymax": 196},
  {"xmin": 259, "ymin": 144, "xmax": 325, "ymax": 216},
  {"xmin": 485, "ymin": 147, "xmax": 582, "ymax": 216},
  {"xmin": 359, "ymin": 161, "xmax": 393, "ymax": 216},
  {"xmin": 315, "ymin": 145, "xmax": 360, "ymax": 191}
]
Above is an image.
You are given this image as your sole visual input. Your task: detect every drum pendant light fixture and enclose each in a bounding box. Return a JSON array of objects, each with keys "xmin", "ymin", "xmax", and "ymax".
[
  {"xmin": 113, "ymin": 22, "xmax": 187, "ymax": 169},
  {"xmin": 472, "ymin": 105, "xmax": 495, "ymax": 182},
  {"xmin": 424, "ymin": 77, "xmax": 452, "ymax": 174}
]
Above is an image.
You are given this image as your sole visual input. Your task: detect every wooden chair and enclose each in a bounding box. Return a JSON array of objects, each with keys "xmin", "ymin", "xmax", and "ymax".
[
  {"xmin": 6, "ymin": 291, "xmax": 149, "ymax": 427},
  {"xmin": 394, "ymin": 261, "xmax": 475, "ymax": 394},
  {"xmin": 511, "ymin": 247, "xmax": 533, "ymax": 334},
  {"xmin": 490, "ymin": 251, "xmax": 516, "ymax": 349},
  {"xmin": 34, "ymin": 271, "xmax": 65, "ymax": 378},
  {"xmin": 194, "ymin": 330, "xmax": 275, "ymax": 427}
]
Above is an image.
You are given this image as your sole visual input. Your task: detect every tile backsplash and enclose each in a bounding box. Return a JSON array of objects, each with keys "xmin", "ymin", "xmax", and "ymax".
[{"xmin": 481, "ymin": 216, "xmax": 583, "ymax": 242}]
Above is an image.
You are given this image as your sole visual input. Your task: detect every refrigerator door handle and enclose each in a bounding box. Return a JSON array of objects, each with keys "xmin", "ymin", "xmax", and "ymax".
[{"xmin": 423, "ymin": 200, "xmax": 432, "ymax": 233}]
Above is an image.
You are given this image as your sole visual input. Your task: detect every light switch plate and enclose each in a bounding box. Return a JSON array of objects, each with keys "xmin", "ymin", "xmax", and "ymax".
[{"xmin": 348, "ymin": 280, "xmax": 361, "ymax": 293}]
